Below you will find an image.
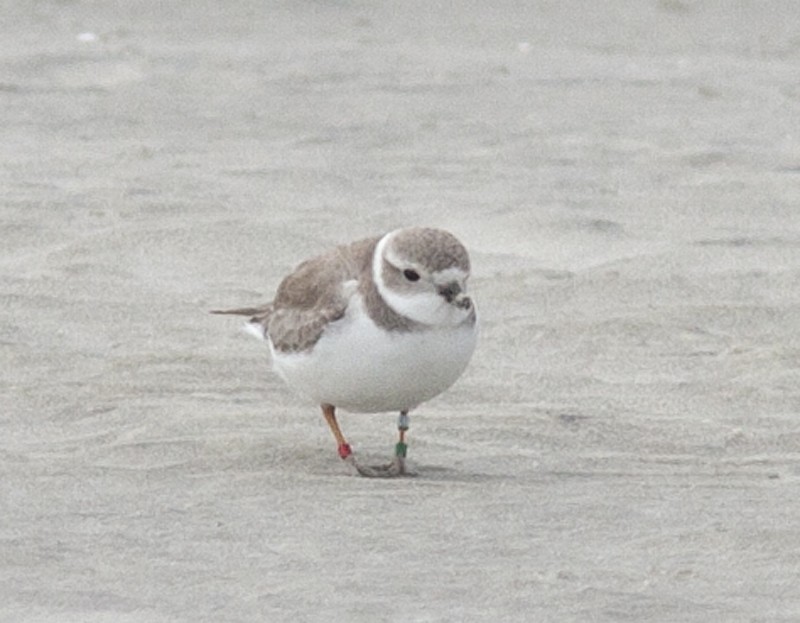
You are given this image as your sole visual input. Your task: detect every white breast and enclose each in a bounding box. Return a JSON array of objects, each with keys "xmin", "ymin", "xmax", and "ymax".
[{"xmin": 269, "ymin": 296, "xmax": 478, "ymax": 413}]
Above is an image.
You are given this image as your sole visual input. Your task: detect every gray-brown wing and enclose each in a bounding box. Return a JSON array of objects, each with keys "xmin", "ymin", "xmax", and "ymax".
[
  {"xmin": 265, "ymin": 304, "xmax": 347, "ymax": 353},
  {"xmin": 214, "ymin": 236, "xmax": 379, "ymax": 353}
]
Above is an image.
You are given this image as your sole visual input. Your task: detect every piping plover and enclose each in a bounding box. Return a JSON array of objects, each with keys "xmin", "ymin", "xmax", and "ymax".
[{"xmin": 213, "ymin": 227, "xmax": 478, "ymax": 477}]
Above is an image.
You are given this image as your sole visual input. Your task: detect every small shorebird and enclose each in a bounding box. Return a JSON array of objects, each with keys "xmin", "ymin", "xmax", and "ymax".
[{"xmin": 213, "ymin": 227, "xmax": 478, "ymax": 477}]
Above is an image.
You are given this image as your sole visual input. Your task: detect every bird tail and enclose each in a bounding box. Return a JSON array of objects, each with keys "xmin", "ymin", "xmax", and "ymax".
[
  {"xmin": 211, "ymin": 304, "xmax": 273, "ymax": 341},
  {"xmin": 210, "ymin": 307, "xmax": 267, "ymax": 317}
]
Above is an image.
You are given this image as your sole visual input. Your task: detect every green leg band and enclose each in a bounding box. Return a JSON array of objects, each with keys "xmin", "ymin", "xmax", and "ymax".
[{"xmin": 395, "ymin": 441, "xmax": 408, "ymax": 458}]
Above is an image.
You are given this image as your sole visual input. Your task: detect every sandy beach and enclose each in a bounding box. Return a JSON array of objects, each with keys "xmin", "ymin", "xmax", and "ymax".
[{"xmin": 3, "ymin": 1, "xmax": 800, "ymax": 621}]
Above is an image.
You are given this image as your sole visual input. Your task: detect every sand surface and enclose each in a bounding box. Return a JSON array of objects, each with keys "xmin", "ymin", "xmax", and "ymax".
[{"xmin": 3, "ymin": 1, "xmax": 800, "ymax": 621}]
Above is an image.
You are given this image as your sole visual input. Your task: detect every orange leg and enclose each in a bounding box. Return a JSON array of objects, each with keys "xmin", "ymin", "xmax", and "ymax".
[{"xmin": 321, "ymin": 403, "xmax": 352, "ymax": 460}]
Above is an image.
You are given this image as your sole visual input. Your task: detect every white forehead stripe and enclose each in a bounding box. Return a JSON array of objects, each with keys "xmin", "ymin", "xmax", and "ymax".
[{"xmin": 433, "ymin": 267, "xmax": 469, "ymax": 284}]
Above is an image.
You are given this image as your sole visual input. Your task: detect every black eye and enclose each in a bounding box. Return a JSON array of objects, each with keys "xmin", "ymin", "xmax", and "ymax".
[{"xmin": 403, "ymin": 269, "xmax": 420, "ymax": 282}]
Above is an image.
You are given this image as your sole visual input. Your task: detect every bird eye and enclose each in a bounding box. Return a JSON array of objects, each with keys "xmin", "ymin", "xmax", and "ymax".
[{"xmin": 403, "ymin": 269, "xmax": 420, "ymax": 282}]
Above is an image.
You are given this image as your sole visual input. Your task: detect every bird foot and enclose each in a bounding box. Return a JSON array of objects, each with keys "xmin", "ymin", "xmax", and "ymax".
[{"xmin": 346, "ymin": 455, "xmax": 415, "ymax": 478}]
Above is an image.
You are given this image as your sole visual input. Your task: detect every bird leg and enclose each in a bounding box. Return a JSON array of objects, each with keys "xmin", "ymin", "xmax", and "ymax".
[
  {"xmin": 352, "ymin": 411, "xmax": 412, "ymax": 477},
  {"xmin": 321, "ymin": 404, "xmax": 413, "ymax": 477},
  {"xmin": 392, "ymin": 411, "xmax": 410, "ymax": 474},
  {"xmin": 321, "ymin": 403, "xmax": 352, "ymax": 460}
]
